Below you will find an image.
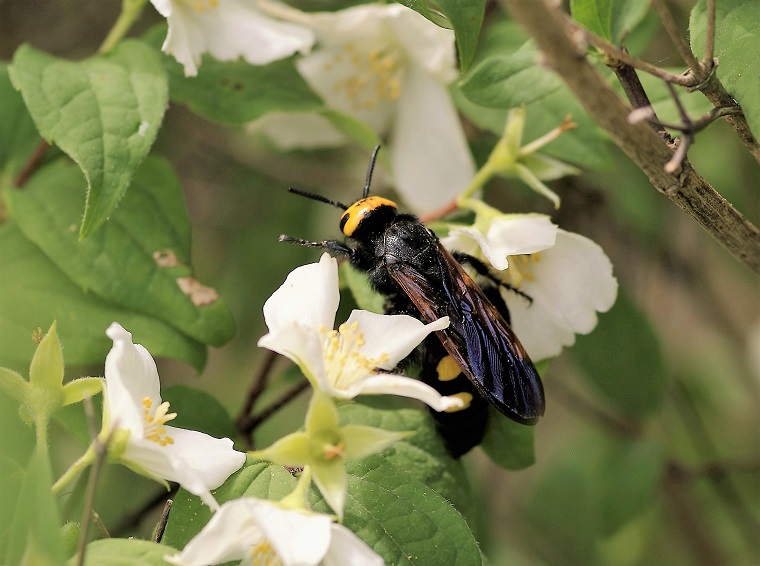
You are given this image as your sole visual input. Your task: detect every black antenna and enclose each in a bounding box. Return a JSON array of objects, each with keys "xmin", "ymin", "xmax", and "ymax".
[
  {"xmin": 363, "ymin": 145, "xmax": 382, "ymax": 198},
  {"xmin": 287, "ymin": 188, "xmax": 348, "ymax": 210}
]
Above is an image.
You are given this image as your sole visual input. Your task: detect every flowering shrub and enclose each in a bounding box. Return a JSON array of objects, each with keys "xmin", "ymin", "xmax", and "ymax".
[{"xmin": 2, "ymin": 0, "xmax": 757, "ymax": 565}]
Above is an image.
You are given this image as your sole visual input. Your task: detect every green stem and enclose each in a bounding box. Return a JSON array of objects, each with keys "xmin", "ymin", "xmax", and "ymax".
[
  {"xmin": 52, "ymin": 446, "xmax": 96, "ymax": 495},
  {"xmin": 99, "ymin": 0, "xmax": 150, "ymax": 53}
]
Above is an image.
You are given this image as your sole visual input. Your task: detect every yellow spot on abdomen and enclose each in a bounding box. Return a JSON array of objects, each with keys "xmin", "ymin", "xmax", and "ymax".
[{"xmin": 436, "ymin": 355, "xmax": 463, "ymax": 382}]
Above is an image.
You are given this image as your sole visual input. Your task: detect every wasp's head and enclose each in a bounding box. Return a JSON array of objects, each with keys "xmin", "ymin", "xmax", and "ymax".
[{"xmin": 340, "ymin": 196, "xmax": 398, "ymax": 238}]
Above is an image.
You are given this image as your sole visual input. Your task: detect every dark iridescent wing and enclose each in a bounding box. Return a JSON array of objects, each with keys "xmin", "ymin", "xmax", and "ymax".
[{"xmin": 389, "ymin": 242, "xmax": 545, "ymax": 424}]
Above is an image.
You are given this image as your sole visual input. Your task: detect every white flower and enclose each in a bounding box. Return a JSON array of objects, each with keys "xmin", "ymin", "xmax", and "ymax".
[
  {"xmin": 103, "ymin": 323, "xmax": 246, "ymax": 510},
  {"xmin": 150, "ymin": 0, "xmax": 314, "ymax": 77},
  {"xmin": 164, "ymin": 497, "xmax": 383, "ymax": 566},
  {"xmin": 443, "ymin": 215, "xmax": 618, "ymax": 361},
  {"xmin": 257, "ymin": 253, "xmax": 464, "ymax": 412},
  {"xmin": 254, "ymin": 1, "xmax": 476, "ymax": 212}
]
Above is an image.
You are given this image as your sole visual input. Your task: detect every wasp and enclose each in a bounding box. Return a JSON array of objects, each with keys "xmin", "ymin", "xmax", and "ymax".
[{"xmin": 281, "ymin": 147, "xmax": 545, "ymax": 455}]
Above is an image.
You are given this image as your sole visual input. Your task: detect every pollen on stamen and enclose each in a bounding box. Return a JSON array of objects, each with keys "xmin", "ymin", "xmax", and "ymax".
[
  {"xmin": 501, "ymin": 253, "xmax": 540, "ymax": 288},
  {"xmin": 250, "ymin": 540, "xmax": 279, "ymax": 566},
  {"xmin": 142, "ymin": 397, "xmax": 177, "ymax": 446}
]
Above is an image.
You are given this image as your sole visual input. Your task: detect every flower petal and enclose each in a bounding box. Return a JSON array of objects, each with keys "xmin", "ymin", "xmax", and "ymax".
[
  {"xmin": 386, "ymin": 5, "xmax": 457, "ymax": 82},
  {"xmin": 164, "ymin": 499, "xmax": 263, "ymax": 565},
  {"xmin": 344, "ymin": 310, "xmax": 449, "ymax": 370},
  {"xmin": 250, "ymin": 431, "xmax": 311, "ymax": 467},
  {"xmin": 506, "ymin": 229, "xmax": 617, "ymax": 360},
  {"xmin": 104, "ymin": 323, "xmax": 160, "ymax": 436},
  {"xmin": 389, "ymin": 66, "xmax": 476, "ymax": 212},
  {"xmin": 251, "ymin": 501, "xmax": 333, "ymax": 565},
  {"xmin": 124, "ymin": 427, "xmax": 244, "ymax": 510},
  {"xmin": 261, "ymin": 253, "xmax": 339, "ymax": 339},
  {"xmin": 323, "ymin": 523, "xmax": 384, "ymax": 566},
  {"xmin": 250, "ymin": 111, "xmax": 347, "ymax": 150},
  {"xmin": 153, "ymin": 0, "xmax": 314, "ymax": 77},
  {"xmin": 341, "ymin": 424, "xmax": 410, "ymax": 460},
  {"xmin": 355, "ymin": 374, "xmax": 464, "ymax": 412},
  {"xmin": 258, "ymin": 321, "xmax": 326, "ymax": 387},
  {"xmin": 447, "ymin": 215, "xmax": 557, "ymax": 271}
]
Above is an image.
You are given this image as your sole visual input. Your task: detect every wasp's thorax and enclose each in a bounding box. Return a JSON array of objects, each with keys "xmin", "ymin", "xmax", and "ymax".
[{"xmin": 340, "ymin": 196, "xmax": 398, "ymax": 239}]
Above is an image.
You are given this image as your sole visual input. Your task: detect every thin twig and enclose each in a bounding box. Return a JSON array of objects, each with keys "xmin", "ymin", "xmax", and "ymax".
[
  {"xmin": 153, "ymin": 499, "xmax": 173, "ymax": 543},
  {"xmin": 13, "ymin": 139, "xmax": 49, "ymax": 188},
  {"xmin": 499, "ymin": 0, "xmax": 760, "ymax": 274},
  {"xmin": 236, "ymin": 350, "xmax": 279, "ymax": 446},
  {"xmin": 611, "ymin": 59, "xmax": 672, "ymax": 142},
  {"xmin": 670, "ymin": 380, "xmax": 760, "ymax": 552},
  {"xmin": 111, "ymin": 486, "xmax": 177, "ymax": 537},
  {"xmin": 568, "ymin": 20, "xmax": 696, "ymax": 87},
  {"xmin": 567, "ymin": 5, "xmax": 760, "ymax": 163},
  {"xmin": 75, "ymin": 429, "xmax": 114, "ymax": 566},
  {"xmin": 550, "ymin": 377, "xmax": 643, "ymax": 439},
  {"xmin": 241, "ymin": 379, "xmax": 311, "ymax": 446},
  {"xmin": 652, "ymin": 0, "xmax": 702, "ymax": 71},
  {"xmin": 701, "ymin": 0, "xmax": 716, "ymax": 68}
]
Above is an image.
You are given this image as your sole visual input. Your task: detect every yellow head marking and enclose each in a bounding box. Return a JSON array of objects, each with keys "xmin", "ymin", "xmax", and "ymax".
[
  {"xmin": 436, "ymin": 355, "xmax": 464, "ymax": 382},
  {"xmin": 340, "ymin": 196, "xmax": 397, "ymax": 237}
]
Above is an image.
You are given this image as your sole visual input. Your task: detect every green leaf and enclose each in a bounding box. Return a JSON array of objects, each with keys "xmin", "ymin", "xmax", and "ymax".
[
  {"xmin": 570, "ymin": 0, "xmax": 649, "ymax": 43},
  {"xmin": 68, "ymin": 539, "xmax": 177, "ymax": 566},
  {"xmin": 8, "ymin": 41, "xmax": 168, "ymax": 238},
  {"xmin": 162, "ymin": 384, "xmax": 238, "ymax": 440},
  {"xmin": 459, "ymin": 45, "xmax": 563, "ymax": 108},
  {"xmin": 6, "ymin": 447, "xmax": 64, "ymax": 566},
  {"xmin": 337, "ymin": 455, "xmax": 482, "ymax": 566},
  {"xmin": 571, "ymin": 290, "xmax": 667, "ymax": 418},
  {"xmin": 524, "ymin": 434, "xmax": 664, "ymax": 563},
  {"xmin": 454, "ymin": 84, "xmax": 613, "ymax": 172},
  {"xmin": 480, "ymin": 407, "xmax": 536, "ymax": 470},
  {"xmin": 0, "ymin": 223, "xmax": 206, "ymax": 373},
  {"xmin": 398, "ymin": 0, "xmax": 484, "ymax": 71},
  {"xmin": 142, "ymin": 25, "xmax": 322, "ymax": 125},
  {"xmin": 338, "ymin": 403, "xmax": 471, "ymax": 513},
  {"xmin": 690, "ymin": 0, "xmax": 760, "ymax": 141},
  {"xmin": 0, "ymin": 63, "xmax": 39, "ymax": 182},
  {"xmin": 6, "ymin": 156, "xmax": 235, "ymax": 349}
]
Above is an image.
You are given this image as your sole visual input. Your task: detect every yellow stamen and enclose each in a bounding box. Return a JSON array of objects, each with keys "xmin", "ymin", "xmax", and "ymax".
[
  {"xmin": 178, "ymin": 0, "xmax": 219, "ymax": 12},
  {"xmin": 324, "ymin": 441, "xmax": 346, "ymax": 460},
  {"xmin": 500, "ymin": 252, "xmax": 541, "ymax": 289},
  {"xmin": 142, "ymin": 397, "xmax": 177, "ymax": 446},
  {"xmin": 250, "ymin": 539, "xmax": 281, "ymax": 566},
  {"xmin": 330, "ymin": 42, "xmax": 405, "ymax": 111},
  {"xmin": 319, "ymin": 323, "xmax": 390, "ymax": 390}
]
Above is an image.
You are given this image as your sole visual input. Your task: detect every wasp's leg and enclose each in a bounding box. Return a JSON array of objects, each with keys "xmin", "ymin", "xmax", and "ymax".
[
  {"xmin": 452, "ymin": 251, "xmax": 533, "ymax": 305},
  {"xmin": 279, "ymin": 235, "xmax": 353, "ymax": 258}
]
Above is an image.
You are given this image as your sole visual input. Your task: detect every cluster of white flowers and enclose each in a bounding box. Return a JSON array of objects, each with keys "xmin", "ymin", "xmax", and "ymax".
[{"xmin": 87, "ymin": 2, "xmax": 620, "ymax": 564}]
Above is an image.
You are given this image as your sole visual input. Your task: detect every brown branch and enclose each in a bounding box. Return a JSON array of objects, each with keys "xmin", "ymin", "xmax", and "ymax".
[
  {"xmin": 13, "ymin": 139, "xmax": 49, "ymax": 188},
  {"xmin": 241, "ymin": 378, "xmax": 311, "ymax": 448},
  {"xmin": 567, "ymin": 9, "xmax": 760, "ymax": 164},
  {"xmin": 236, "ymin": 350, "xmax": 279, "ymax": 444},
  {"xmin": 569, "ymin": 21, "xmax": 696, "ymax": 87},
  {"xmin": 550, "ymin": 377, "xmax": 643, "ymax": 439},
  {"xmin": 499, "ymin": 0, "xmax": 760, "ymax": 274}
]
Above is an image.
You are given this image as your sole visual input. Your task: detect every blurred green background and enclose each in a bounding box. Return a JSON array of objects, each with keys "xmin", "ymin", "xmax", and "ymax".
[{"xmin": 1, "ymin": 1, "xmax": 758, "ymax": 565}]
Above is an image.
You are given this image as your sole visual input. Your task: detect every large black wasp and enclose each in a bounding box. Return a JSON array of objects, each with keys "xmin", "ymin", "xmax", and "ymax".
[{"xmin": 281, "ymin": 147, "xmax": 545, "ymax": 456}]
